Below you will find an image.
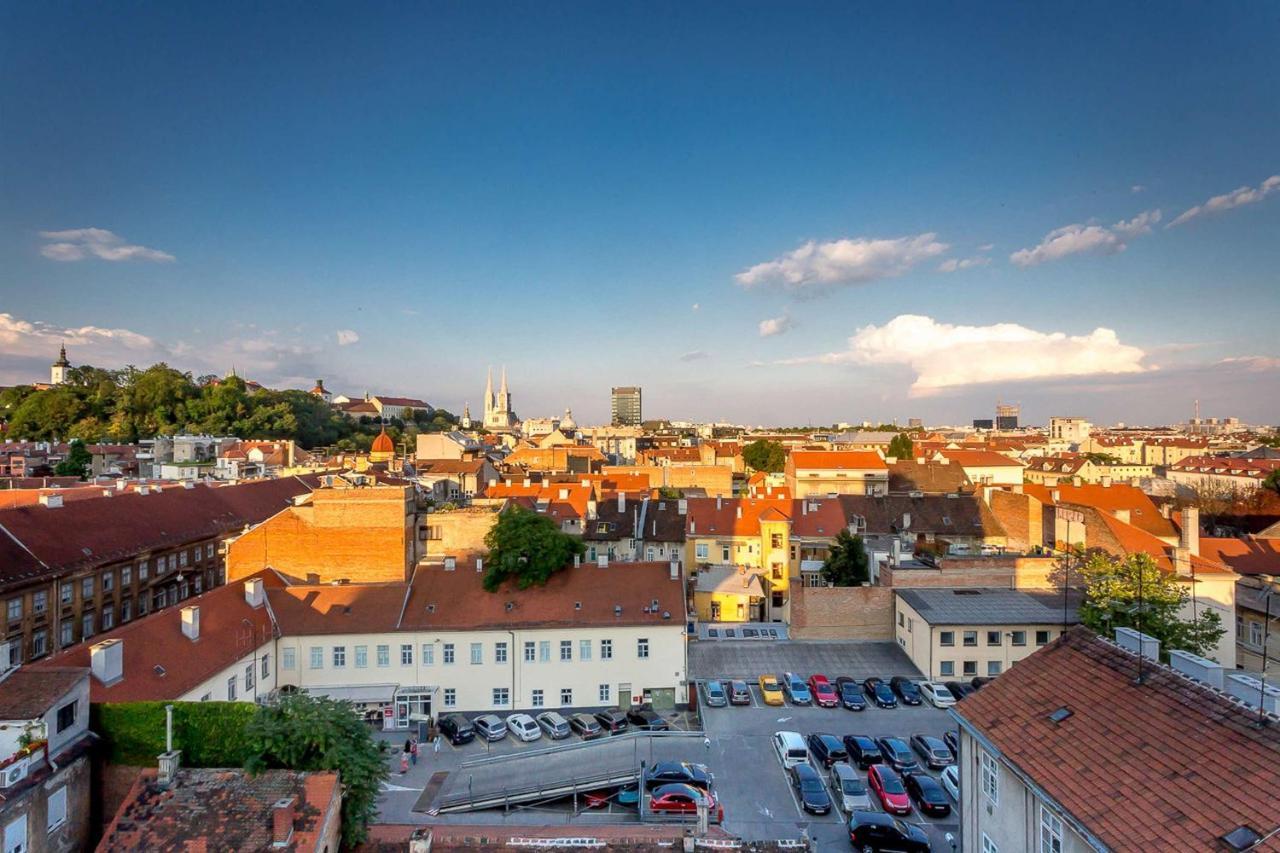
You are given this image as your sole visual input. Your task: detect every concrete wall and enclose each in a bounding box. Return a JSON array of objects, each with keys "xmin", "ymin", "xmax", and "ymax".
[
  {"xmin": 602, "ymin": 465, "xmax": 733, "ymax": 497},
  {"xmin": 0, "ymin": 752, "xmax": 92, "ymax": 853},
  {"xmin": 421, "ymin": 507, "xmax": 499, "ymax": 560},
  {"xmin": 789, "ymin": 585, "xmax": 895, "ymax": 640}
]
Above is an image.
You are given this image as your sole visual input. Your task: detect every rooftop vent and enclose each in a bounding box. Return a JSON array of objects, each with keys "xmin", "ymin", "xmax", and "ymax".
[
  {"xmin": 1222, "ymin": 826, "xmax": 1263, "ymax": 851},
  {"xmin": 153, "ymin": 664, "xmax": 167, "ymax": 677},
  {"xmin": 1047, "ymin": 707, "xmax": 1073, "ymax": 723},
  {"xmin": 426, "ymin": 604, "xmax": 436, "ymax": 613},
  {"xmin": 614, "ymin": 604, "xmax": 622, "ymax": 616}
]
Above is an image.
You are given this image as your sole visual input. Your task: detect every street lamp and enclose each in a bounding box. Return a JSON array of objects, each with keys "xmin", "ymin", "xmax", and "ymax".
[{"xmin": 1256, "ymin": 577, "xmax": 1279, "ymax": 728}]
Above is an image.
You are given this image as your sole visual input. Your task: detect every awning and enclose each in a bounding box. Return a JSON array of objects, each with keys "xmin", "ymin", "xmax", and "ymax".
[{"xmin": 303, "ymin": 684, "xmax": 398, "ymax": 704}]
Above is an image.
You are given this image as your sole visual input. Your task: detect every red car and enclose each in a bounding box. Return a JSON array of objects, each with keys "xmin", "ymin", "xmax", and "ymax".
[
  {"xmin": 649, "ymin": 783, "xmax": 723, "ymax": 822},
  {"xmin": 807, "ymin": 674, "xmax": 839, "ymax": 708},
  {"xmin": 867, "ymin": 764, "xmax": 913, "ymax": 815}
]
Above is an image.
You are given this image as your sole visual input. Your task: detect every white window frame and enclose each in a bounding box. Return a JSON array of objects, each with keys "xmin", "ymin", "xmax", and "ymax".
[
  {"xmin": 355, "ymin": 645, "xmax": 368, "ymax": 668},
  {"xmin": 980, "ymin": 749, "xmax": 999, "ymax": 805},
  {"xmin": 982, "ymin": 833, "xmax": 998, "ymax": 853},
  {"xmin": 309, "ymin": 647, "xmax": 323, "ymax": 669},
  {"xmin": 47, "ymin": 785, "xmax": 67, "ymax": 831},
  {"xmin": 492, "ymin": 687, "xmax": 510, "ymax": 707},
  {"xmin": 470, "ymin": 642, "xmax": 483, "ymax": 665},
  {"xmin": 282, "ymin": 648, "xmax": 296, "ymax": 670},
  {"xmin": 637, "ymin": 637, "xmax": 649, "ymax": 659},
  {"xmin": 1040, "ymin": 805, "xmax": 1064, "ymax": 853}
]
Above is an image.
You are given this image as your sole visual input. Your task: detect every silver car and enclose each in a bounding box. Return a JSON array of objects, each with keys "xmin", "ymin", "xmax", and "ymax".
[
  {"xmin": 941, "ymin": 764, "xmax": 960, "ymax": 801},
  {"xmin": 829, "ymin": 762, "xmax": 873, "ymax": 814},
  {"xmin": 535, "ymin": 711, "xmax": 571, "ymax": 739},
  {"xmin": 505, "ymin": 713, "xmax": 542, "ymax": 743}
]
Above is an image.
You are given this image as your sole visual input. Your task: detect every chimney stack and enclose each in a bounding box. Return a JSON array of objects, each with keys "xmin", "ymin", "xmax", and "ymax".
[
  {"xmin": 669, "ymin": 561, "xmax": 680, "ymax": 580},
  {"xmin": 618, "ymin": 493, "xmax": 626, "ymax": 513},
  {"xmin": 1180, "ymin": 506, "xmax": 1200, "ymax": 556},
  {"xmin": 244, "ymin": 577, "xmax": 265, "ymax": 608},
  {"xmin": 39, "ymin": 493, "xmax": 63, "ymax": 509},
  {"xmin": 271, "ymin": 797, "xmax": 297, "ymax": 845},
  {"xmin": 1173, "ymin": 546, "xmax": 1193, "ymax": 577},
  {"xmin": 180, "ymin": 606, "xmax": 200, "ymax": 641},
  {"xmin": 90, "ymin": 639, "xmax": 124, "ymax": 685},
  {"xmin": 1100, "ymin": 475, "xmax": 1112, "ymax": 488}
]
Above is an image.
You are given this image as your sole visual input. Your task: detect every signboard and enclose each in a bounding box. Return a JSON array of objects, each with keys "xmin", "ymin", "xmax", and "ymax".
[{"xmin": 1058, "ymin": 507, "xmax": 1085, "ymax": 525}]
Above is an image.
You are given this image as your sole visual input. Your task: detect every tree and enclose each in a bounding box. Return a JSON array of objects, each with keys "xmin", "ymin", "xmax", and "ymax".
[
  {"xmin": 1076, "ymin": 551, "xmax": 1224, "ymax": 659},
  {"xmin": 1264, "ymin": 469, "xmax": 1280, "ymax": 497},
  {"xmin": 243, "ymin": 692, "xmax": 389, "ymax": 848},
  {"xmin": 1084, "ymin": 452, "xmax": 1122, "ymax": 465},
  {"xmin": 482, "ymin": 503, "xmax": 586, "ymax": 592},
  {"xmin": 743, "ymin": 439, "xmax": 786, "ymax": 473},
  {"xmin": 887, "ymin": 432, "xmax": 914, "ymax": 460},
  {"xmin": 54, "ymin": 439, "xmax": 92, "ymax": 479},
  {"xmin": 820, "ymin": 530, "xmax": 870, "ymax": 586}
]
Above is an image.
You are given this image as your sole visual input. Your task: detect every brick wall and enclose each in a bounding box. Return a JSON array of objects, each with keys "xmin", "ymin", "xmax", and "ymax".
[
  {"xmin": 422, "ymin": 508, "xmax": 498, "ymax": 560},
  {"xmin": 790, "ymin": 584, "xmax": 895, "ymax": 639}
]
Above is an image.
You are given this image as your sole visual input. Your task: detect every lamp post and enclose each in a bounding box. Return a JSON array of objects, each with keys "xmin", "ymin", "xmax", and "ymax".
[{"xmin": 1257, "ymin": 578, "xmax": 1278, "ymax": 728}]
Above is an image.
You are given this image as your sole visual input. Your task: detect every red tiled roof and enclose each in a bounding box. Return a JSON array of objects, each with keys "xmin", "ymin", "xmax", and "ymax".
[
  {"xmin": 373, "ymin": 395, "xmax": 429, "ymax": 408},
  {"xmin": 936, "ymin": 450, "xmax": 1025, "ymax": 468},
  {"xmin": 1023, "ymin": 482, "xmax": 1176, "ymax": 540},
  {"xmin": 955, "ymin": 627, "xmax": 1280, "ymax": 852},
  {"xmin": 1169, "ymin": 456, "xmax": 1280, "ymax": 479},
  {"xmin": 0, "ymin": 667, "xmax": 87, "ymax": 718},
  {"xmin": 789, "ymin": 450, "xmax": 887, "ymax": 470},
  {"xmin": 1199, "ymin": 536, "xmax": 1280, "ymax": 576}
]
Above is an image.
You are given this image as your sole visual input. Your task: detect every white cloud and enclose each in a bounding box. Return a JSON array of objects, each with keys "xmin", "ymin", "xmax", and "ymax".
[
  {"xmin": 335, "ymin": 329, "xmax": 360, "ymax": 346},
  {"xmin": 736, "ymin": 233, "xmax": 948, "ymax": 292},
  {"xmin": 1216, "ymin": 355, "xmax": 1280, "ymax": 372},
  {"xmin": 38, "ymin": 228, "xmax": 175, "ymax": 262},
  {"xmin": 776, "ymin": 314, "xmax": 1149, "ymax": 396},
  {"xmin": 679, "ymin": 350, "xmax": 710, "ymax": 362},
  {"xmin": 691, "ymin": 303, "xmax": 700, "ymax": 312},
  {"xmin": 1167, "ymin": 174, "xmax": 1280, "ymax": 227},
  {"xmin": 1131, "ymin": 184, "xmax": 1146, "ymax": 194},
  {"xmin": 1009, "ymin": 209, "xmax": 1160, "ymax": 267},
  {"xmin": 977, "ymin": 243, "xmax": 995, "ymax": 252},
  {"xmin": 937, "ymin": 256, "xmax": 991, "ymax": 273},
  {"xmin": 758, "ymin": 314, "xmax": 795, "ymax": 337}
]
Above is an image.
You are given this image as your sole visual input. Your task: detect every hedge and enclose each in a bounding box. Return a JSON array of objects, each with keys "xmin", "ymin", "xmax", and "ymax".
[{"xmin": 92, "ymin": 701, "xmax": 257, "ymax": 767}]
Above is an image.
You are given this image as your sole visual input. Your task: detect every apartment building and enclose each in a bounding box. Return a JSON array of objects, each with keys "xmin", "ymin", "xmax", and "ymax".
[
  {"xmin": 784, "ymin": 450, "xmax": 889, "ymax": 498},
  {"xmin": 932, "ymin": 450, "xmax": 1025, "ymax": 486}
]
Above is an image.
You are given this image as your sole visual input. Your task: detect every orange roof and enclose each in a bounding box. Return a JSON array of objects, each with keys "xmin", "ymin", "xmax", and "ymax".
[
  {"xmin": 685, "ymin": 496, "xmax": 847, "ymax": 539},
  {"xmin": 937, "ymin": 450, "xmax": 1025, "ymax": 468},
  {"xmin": 1199, "ymin": 536, "xmax": 1280, "ymax": 577},
  {"xmin": 371, "ymin": 429, "xmax": 395, "ymax": 453},
  {"xmin": 1023, "ymin": 482, "xmax": 1175, "ymax": 540},
  {"xmin": 789, "ymin": 450, "xmax": 887, "ymax": 470}
]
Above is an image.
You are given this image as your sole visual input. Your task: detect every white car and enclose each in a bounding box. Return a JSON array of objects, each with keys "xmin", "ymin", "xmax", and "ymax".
[
  {"xmin": 920, "ymin": 681, "xmax": 956, "ymax": 708},
  {"xmin": 772, "ymin": 731, "xmax": 809, "ymax": 769},
  {"xmin": 506, "ymin": 713, "xmax": 542, "ymax": 743},
  {"xmin": 940, "ymin": 764, "xmax": 960, "ymax": 801}
]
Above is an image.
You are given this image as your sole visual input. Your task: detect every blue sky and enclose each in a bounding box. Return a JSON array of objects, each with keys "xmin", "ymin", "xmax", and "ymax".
[{"xmin": 2, "ymin": 2, "xmax": 1277, "ymax": 426}]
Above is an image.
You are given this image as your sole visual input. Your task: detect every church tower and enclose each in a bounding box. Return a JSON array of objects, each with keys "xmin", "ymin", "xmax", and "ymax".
[{"xmin": 50, "ymin": 344, "xmax": 71, "ymax": 385}]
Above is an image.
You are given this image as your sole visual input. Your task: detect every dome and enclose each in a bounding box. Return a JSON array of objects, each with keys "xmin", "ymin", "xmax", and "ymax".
[
  {"xmin": 371, "ymin": 428, "xmax": 394, "ymax": 453},
  {"xmin": 561, "ymin": 408, "xmax": 577, "ymax": 431}
]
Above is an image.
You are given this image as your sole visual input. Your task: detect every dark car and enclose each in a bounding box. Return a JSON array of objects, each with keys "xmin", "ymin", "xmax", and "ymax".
[
  {"xmin": 842, "ymin": 735, "xmax": 883, "ymax": 770},
  {"xmin": 944, "ymin": 730, "xmax": 959, "ymax": 756},
  {"xmin": 789, "ymin": 763, "xmax": 833, "ymax": 815},
  {"xmin": 703, "ymin": 680, "xmax": 728, "ymax": 708},
  {"xmin": 569, "ymin": 713, "xmax": 603, "ymax": 740},
  {"xmin": 876, "ymin": 737, "xmax": 920, "ymax": 773},
  {"xmin": 847, "ymin": 810, "xmax": 931, "ymax": 852},
  {"xmin": 645, "ymin": 761, "xmax": 713, "ymax": 790},
  {"xmin": 593, "ymin": 709, "xmax": 630, "ymax": 735},
  {"xmin": 806, "ymin": 732, "xmax": 849, "ymax": 768},
  {"xmin": 627, "ymin": 706, "xmax": 670, "ymax": 731},
  {"xmin": 904, "ymin": 772, "xmax": 952, "ymax": 818},
  {"xmin": 728, "ymin": 680, "xmax": 751, "ymax": 705},
  {"xmin": 863, "ymin": 677, "xmax": 898, "ymax": 709},
  {"xmin": 944, "ymin": 680, "xmax": 977, "ymax": 701},
  {"xmin": 971, "ymin": 676, "xmax": 994, "ymax": 690},
  {"xmin": 835, "ymin": 676, "xmax": 867, "ymax": 711},
  {"xmin": 437, "ymin": 713, "xmax": 475, "ymax": 745},
  {"xmin": 889, "ymin": 676, "xmax": 922, "ymax": 706},
  {"xmin": 909, "ymin": 734, "xmax": 954, "ymax": 770}
]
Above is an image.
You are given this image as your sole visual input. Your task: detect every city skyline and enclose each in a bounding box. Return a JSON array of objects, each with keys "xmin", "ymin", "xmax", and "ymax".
[{"xmin": 2, "ymin": 4, "xmax": 1278, "ymax": 425}]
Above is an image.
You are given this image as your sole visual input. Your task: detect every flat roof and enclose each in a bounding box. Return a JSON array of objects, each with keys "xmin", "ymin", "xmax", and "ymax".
[{"xmin": 896, "ymin": 587, "xmax": 1079, "ymax": 625}]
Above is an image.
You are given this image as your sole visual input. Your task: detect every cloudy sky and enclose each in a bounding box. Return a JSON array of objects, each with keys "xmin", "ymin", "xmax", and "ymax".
[{"xmin": 1, "ymin": 3, "xmax": 1277, "ymax": 427}]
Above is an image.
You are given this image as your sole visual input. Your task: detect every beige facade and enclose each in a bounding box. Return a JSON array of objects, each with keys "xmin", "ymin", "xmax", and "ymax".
[{"xmin": 894, "ymin": 594, "xmax": 1068, "ymax": 680}]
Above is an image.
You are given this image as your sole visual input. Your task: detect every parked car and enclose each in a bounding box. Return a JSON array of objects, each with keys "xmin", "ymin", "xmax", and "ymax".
[
  {"xmin": 835, "ymin": 676, "xmax": 867, "ymax": 711},
  {"xmin": 807, "ymin": 674, "xmax": 839, "ymax": 708},
  {"xmin": 909, "ymin": 734, "xmax": 954, "ymax": 770},
  {"xmin": 505, "ymin": 713, "xmax": 542, "ymax": 742},
  {"xmin": 875, "ymin": 737, "xmax": 920, "ymax": 773},
  {"xmin": 944, "ymin": 730, "xmax": 959, "ymax": 756},
  {"xmin": 919, "ymin": 681, "xmax": 956, "ymax": 708},
  {"xmin": 782, "ymin": 672, "xmax": 813, "ymax": 705},
  {"xmin": 847, "ymin": 810, "xmax": 931, "ymax": 852},
  {"xmin": 535, "ymin": 711, "xmax": 571, "ymax": 739},
  {"xmin": 773, "ymin": 731, "xmax": 810, "ymax": 769},
  {"xmin": 437, "ymin": 713, "xmax": 475, "ymax": 745},
  {"xmin": 645, "ymin": 761, "xmax": 714, "ymax": 790},
  {"xmin": 473, "ymin": 714, "xmax": 508, "ymax": 741},
  {"xmin": 790, "ymin": 763, "xmax": 833, "ymax": 815},
  {"xmin": 829, "ymin": 762, "xmax": 873, "ymax": 814},
  {"xmin": 940, "ymin": 764, "xmax": 960, "ymax": 801},
  {"xmin": 758, "ymin": 674, "xmax": 785, "ymax": 706},
  {"xmin": 944, "ymin": 680, "xmax": 976, "ymax": 700},
  {"xmin": 889, "ymin": 676, "xmax": 922, "ymax": 706},
  {"xmin": 862, "ymin": 677, "xmax": 898, "ymax": 709},
  {"xmin": 648, "ymin": 783, "xmax": 721, "ymax": 821},
  {"xmin": 568, "ymin": 713, "xmax": 603, "ymax": 740},
  {"xmin": 703, "ymin": 679, "xmax": 728, "ymax": 707},
  {"xmin": 842, "ymin": 735, "xmax": 883, "ymax": 770},
  {"xmin": 728, "ymin": 680, "xmax": 751, "ymax": 705},
  {"xmin": 593, "ymin": 709, "xmax": 629, "ymax": 735},
  {"xmin": 627, "ymin": 706, "xmax": 670, "ymax": 731},
  {"xmin": 904, "ymin": 771, "xmax": 952, "ymax": 818},
  {"xmin": 806, "ymin": 732, "xmax": 848, "ymax": 768},
  {"xmin": 867, "ymin": 764, "xmax": 912, "ymax": 815},
  {"xmin": 971, "ymin": 676, "xmax": 994, "ymax": 690}
]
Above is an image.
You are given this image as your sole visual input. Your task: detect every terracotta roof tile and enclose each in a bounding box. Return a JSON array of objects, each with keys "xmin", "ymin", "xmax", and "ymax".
[{"xmin": 789, "ymin": 450, "xmax": 888, "ymax": 470}]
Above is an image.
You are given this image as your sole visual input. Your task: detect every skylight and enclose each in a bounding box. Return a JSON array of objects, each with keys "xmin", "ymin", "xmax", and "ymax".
[{"xmin": 1048, "ymin": 706, "xmax": 1073, "ymax": 723}]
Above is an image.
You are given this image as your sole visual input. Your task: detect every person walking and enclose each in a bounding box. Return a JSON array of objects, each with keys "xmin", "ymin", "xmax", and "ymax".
[
  {"xmin": 398, "ymin": 751, "xmax": 409, "ymax": 774},
  {"xmin": 410, "ymin": 736, "xmax": 419, "ymax": 766}
]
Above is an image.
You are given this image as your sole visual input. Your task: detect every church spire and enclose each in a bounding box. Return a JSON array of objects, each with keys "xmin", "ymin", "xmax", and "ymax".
[
  {"xmin": 485, "ymin": 367, "xmax": 494, "ymax": 411},
  {"xmin": 499, "ymin": 366, "xmax": 509, "ymax": 411}
]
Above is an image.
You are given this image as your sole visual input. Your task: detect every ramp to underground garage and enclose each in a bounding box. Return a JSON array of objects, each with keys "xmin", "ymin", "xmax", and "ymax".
[{"xmin": 418, "ymin": 731, "xmax": 709, "ymax": 814}]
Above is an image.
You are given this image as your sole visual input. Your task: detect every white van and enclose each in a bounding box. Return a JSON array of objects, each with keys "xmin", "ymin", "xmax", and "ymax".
[{"xmin": 773, "ymin": 731, "xmax": 809, "ymax": 769}]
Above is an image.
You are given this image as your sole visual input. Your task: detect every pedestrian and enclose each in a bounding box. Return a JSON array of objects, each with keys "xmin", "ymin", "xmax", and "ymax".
[
  {"xmin": 433, "ymin": 734, "xmax": 441, "ymax": 754},
  {"xmin": 410, "ymin": 737, "xmax": 418, "ymax": 765},
  {"xmin": 399, "ymin": 752, "xmax": 409, "ymax": 775}
]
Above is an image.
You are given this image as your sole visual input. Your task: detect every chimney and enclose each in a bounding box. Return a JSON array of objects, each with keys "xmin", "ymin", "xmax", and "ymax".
[
  {"xmin": 618, "ymin": 493, "xmax": 626, "ymax": 513},
  {"xmin": 669, "ymin": 561, "xmax": 680, "ymax": 580},
  {"xmin": 1180, "ymin": 506, "xmax": 1200, "ymax": 556},
  {"xmin": 91, "ymin": 639, "xmax": 124, "ymax": 685},
  {"xmin": 716, "ymin": 496, "xmax": 722, "ymax": 510},
  {"xmin": 735, "ymin": 506, "xmax": 742, "ymax": 519},
  {"xmin": 1051, "ymin": 489, "xmax": 1061, "ymax": 503},
  {"xmin": 1160, "ymin": 503, "xmax": 1171, "ymax": 519},
  {"xmin": 271, "ymin": 796, "xmax": 297, "ymax": 846},
  {"xmin": 1112, "ymin": 508, "xmax": 1130, "ymax": 525},
  {"xmin": 677, "ymin": 499, "xmax": 687, "ymax": 515},
  {"xmin": 39, "ymin": 493, "xmax": 63, "ymax": 509},
  {"xmin": 1173, "ymin": 546, "xmax": 1192, "ymax": 577},
  {"xmin": 1100, "ymin": 476, "xmax": 1112, "ymax": 488},
  {"xmin": 181, "ymin": 606, "xmax": 200, "ymax": 640},
  {"xmin": 158, "ymin": 704, "xmax": 181, "ymax": 786},
  {"xmin": 890, "ymin": 538, "xmax": 902, "ymax": 568},
  {"xmin": 476, "ymin": 557, "xmax": 483, "ymax": 572},
  {"xmin": 1071, "ymin": 475, "xmax": 1082, "ymax": 487},
  {"xmin": 244, "ymin": 577, "xmax": 265, "ymax": 608},
  {"xmin": 598, "ymin": 555, "xmax": 609, "ymax": 568}
]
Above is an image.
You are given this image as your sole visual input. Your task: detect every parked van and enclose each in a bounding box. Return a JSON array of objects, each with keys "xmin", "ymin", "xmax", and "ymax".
[{"xmin": 773, "ymin": 731, "xmax": 809, "ymax": 769}]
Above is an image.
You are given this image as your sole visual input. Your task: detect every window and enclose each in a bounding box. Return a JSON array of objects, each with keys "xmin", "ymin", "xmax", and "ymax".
[
  {"xmin": 963, "ymin": 660, "xmax": 977, "ymax": 676},
  {"xmin": 32, "ymin": 630, "xmax": 46, "ymax": 658},
  {"xmin": 121, "ymin": 598, "xmax": 132, "ymax": 622},
  {"xmin": 139, "ymin": 560, "xmax": 149, "ymax": 581},
  {"xmin": 560, "ymin": 640, "xmax": 572, "ymax": 661},
  {"xmin": 442, "ymin": 643, "xmax": 455, "ymax": 664},
  {"xmin": 309, "ymin": 647, "xmax": 323, "ymax": 669},
  {"xmin": 261, "ymin": 654, "xmax": 270, "ymax": 679},
  {"xmin": 467, "ymin": 642, "xmax": 481, "ymax": 665},
  {"xmin": 560, "ymin": 688, "xmax": 573, "ymax": 705},
  {"xmin": 1011, "ymin": 631, "xmax": 1027, "ymax": 646},
  {"xmin": 245, "ymin": 663, "xmax": 255, "ymax": 690},
  {"xmin": 168, "ymin": 554, "xmax": 176, "ymax": 572},
  {"xmin": 103, "ymin": 571, "xmax": 114, "ymax": 592},
  {"xmin": 524, "ymin": 641, "xmax": 536, "ymax": 662},
  {"xmin": 101, "ymin": 606, "xmax": 114, "ymax": 630},
  {"xmin": 179, "ymin": 550, "xmax": 188, "ymax": 567},
  {"xmin": 82, "ymin": 577, "xmax": 94, "ymax": 598},
  {"xmin": 601, "ymin": 639, "xmax": 613, "ymax": 660},
  {"xmin": 963, "ymin": 631, "xmax": 978, "ymax": 647},
  {"xmin": 898, "ymin": 612, "xmax": 905, "ymax": 627},
  {"xmin": 401, "ymin": 644, "xmax": 413, "ymax": 666},
  {"xmin": 33, "ymin": 591, "xmax": 46, "ymax": 614},
  {"xmin": 332, "ymin": 646, "xmax": 347, "ymax": 668},
  {"xmin": 721, "ymin": 547, "xmax": 730, "ymax": 561},
  {"xmin": 580, "ymin": 639, "xmax": 592, "ymax": 661},
  {"xmin": 771, "ymin": 533, "xmax": 783, "ymax": 549},
  {"xmin": 939, "ymin": 630, "xmax": 955, "ymax": 647},
  {"xmin": 60, "ymin": 622, "xmax": 73, "ymax": 647},
  {"xmin": 55, "ymin": 700, "xmax": 76, "ymax": 733},
  {"xmin": 986, "ymin": 630, "xmax": 1001, "ymax": 646},
  {"xmin": 637, "ymin": 638, "xmax": 649, "ymax": 659},
  {"xmin": 227, "ymin": 676, "xmax": 237, "ymax": 701},
  {"xmin": 1036, "ymin": 630, "xmax": 1051, "ymax": 646},
  {"xmin": 121, "ymin": 566, "xmax": 131, "ymax": 585},
  {"xmin": 206, "ymin": 543, "xmax": 215, "ymax": 559},
  {"xmin": 283, "ymin": 648, "xmax": 296, "ymax": 670},
  {"xmin": 982, "ymin": 833, "xmax": 998, "ymax": 853},
  {"xmin": 988, "ymin": 660, "xmax": 1003, "ymax": 676},
  {"xmin": 495, "ymin": 642, "xmax": 507, "ymax": 664},
  {"xmin": 492, "ymin": 687, "xmax": 510, "ymax": 707},
  {"xmin": 539, "ymin": 640, "xmax": 550, "ymax": 662},
  {"xmin": 1040, "ymin": 806, "xmax": 1064, "ymax": 853},
  {"xmin": 421, "ymin": 644, "xmax": 434, "ymax": 666},
  {"xmin": 6, "ymin": 598, "xmax": 19, "ymax": 623},
  {"xmin": 980, "ymin": 750, "xmax": 999, "ymax": 805},
  {"xmin": 598, "ymin": 683, "xmax": 611, "ymax": 702},
  {"xmin": 378, "ymin": 644, "xmax": 391, "ymax": 667},
  {"xmin": 939, "ymin": 660, "xmax": 955, "ymax": 677},
  {"xmin": 61, "ymin": 582, "xmax": 73, "ymax": 604},
  {"xmin": 355, "ymin": 645, "xmax": 368, "ymax": 668},
  {"xmin": 82, "ymin": 613, "xmax": 94, "ymax": 638},
  {"xmin": 443, "ymin": 688, "xmax": 456, "ymax": 707},
  {"xmin": 695, "ymin": 543, "xmax": 709, "ymax": 559},
  {"xmin": 48, "ymin": 784, "xmax": 68, "ymax": 831},
  {"xmin": 531, "ymin": 689, "xmax": 545, "ymax": 707},
  {"xmin": 1251, "ymin": 620, "xmax": 1265, "ymax": 647}
]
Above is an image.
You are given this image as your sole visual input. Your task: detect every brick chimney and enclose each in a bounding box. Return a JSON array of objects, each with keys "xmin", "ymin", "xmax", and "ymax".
[
  {"xmin": 271, "ymin": 796, "xmax": 296, "ymax": 846},
  {"xmin": 1180, "ymin": 506, "xmax": 1200, "ymax": 556}
]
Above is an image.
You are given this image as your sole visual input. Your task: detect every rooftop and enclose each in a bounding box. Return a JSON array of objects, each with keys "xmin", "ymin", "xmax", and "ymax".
[
  {"xmin": 0, "ymin": 667, "xmax": 87, "ymax": 719},
  {"xmin": 896, "ymin": 587, "xmax": 1079, "ymax": 625},
  {"xmin": 788, "ymin": 450, "xmax": 888, "ymax": 471}
]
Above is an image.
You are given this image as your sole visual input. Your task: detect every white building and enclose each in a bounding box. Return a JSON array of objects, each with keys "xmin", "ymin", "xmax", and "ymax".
[{"xmin": 1047, "ymin": 416, "xmax": 1091, "ymax": 447}]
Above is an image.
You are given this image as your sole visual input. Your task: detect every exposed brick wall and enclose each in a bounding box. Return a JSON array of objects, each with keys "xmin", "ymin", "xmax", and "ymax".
[
  {"xmin": 790, "ymin": 584, "xmax": 895, "ymax": 639},
  {"xmin": 602, "ymin": 465, "xmax": 734, "ymax": 497},
  {"xmin": 422, "ymin": 508, "xmax": 498, "ymax": 560},
  {"xmin": 881, "ymin": 555, "xmax": 1056, "ymax": 590},
  {"xmin": 989, "ymin": 489, "xmax": 1043, "ymax": 551}
]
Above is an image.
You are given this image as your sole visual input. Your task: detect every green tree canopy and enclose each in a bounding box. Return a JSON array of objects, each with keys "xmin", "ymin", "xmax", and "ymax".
[
  {"xmin": 887, "ymin": 432, "xmax": 914, "ymax": 460},
  {"xmin": 743, "ymin": 439, "xmax": 786, "ymax": 473},
  {"xmin": 820, "ymin": 530, "xmax": 870, "ymax": 586},
  {"xmin": 482, "ymin": 503, "xmax": 587, "ymax": 592},
  {"xmin": 54, "ymin": 439, "xmax": 92, "ymax": 479},
  {"xmin": 243, "ymin": 692, "xmax": 389, "ymax": 848},
  {"xmin": 1076, "ymin": 551, "xmax": 1224, "ymax": 659},
  {"xmin": 1263, "ymin": 469, "xmax": 1280, "ymax": 496}
]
